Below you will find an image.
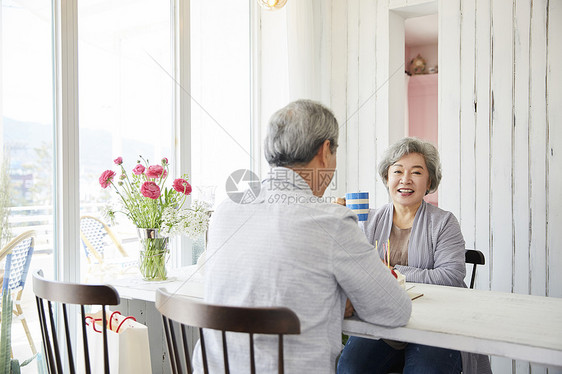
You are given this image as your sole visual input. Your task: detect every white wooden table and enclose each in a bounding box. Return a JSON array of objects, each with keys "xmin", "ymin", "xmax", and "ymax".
[
  {"xmin": 109, "ymin": 265, "xmax": 205, "ymax": 302},
  {"xmin": 109, "ymin": 265, "xmax": 562, "ymax": 368},
  {"xmin": 344, "ymin": 283, "xmax": 562, "ymax": 368}
]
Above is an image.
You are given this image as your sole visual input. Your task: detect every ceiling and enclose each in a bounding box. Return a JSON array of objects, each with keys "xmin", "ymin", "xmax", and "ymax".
[{"xmin": 405, "ymin": 14, "xmax": 438, "ymax": 47}]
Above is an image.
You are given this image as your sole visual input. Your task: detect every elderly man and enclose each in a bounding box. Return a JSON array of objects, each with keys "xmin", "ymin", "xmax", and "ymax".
[{"xmin": 195, "ymin": 99, "xmax": 411, "ymax": 373}]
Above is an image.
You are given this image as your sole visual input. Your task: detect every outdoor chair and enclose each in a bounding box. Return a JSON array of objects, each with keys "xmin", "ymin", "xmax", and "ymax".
[
  {"xmin": 79, "ymin": 216, "xmax": 129, "ymax": 263},
  {"xmin": 79, "ymin": 216, "xmax": 136, "ymax": 280},
  {"xmin": 155, "ymin": 288, "xmax": 301, "ymax": 374},
  {"xmin": 0, "ymin": 230, "xmax": 37, "ymax": 355},
  {"xmin": 33, "ymin": 269, "xmax": 120, "ymax": 374}
]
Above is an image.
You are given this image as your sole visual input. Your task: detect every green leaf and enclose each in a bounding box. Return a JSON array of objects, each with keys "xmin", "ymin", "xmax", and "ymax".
[
  {"xmin": 1, "ymin": 290, "xmax": 14, "ymax": 373},
  {"xmin": 19, "ymin": 353, "xmax": 36, "ymax": 367},
  {"xmin": 10, "ymin": 359, "xmax": 21, "ymax": 374}
]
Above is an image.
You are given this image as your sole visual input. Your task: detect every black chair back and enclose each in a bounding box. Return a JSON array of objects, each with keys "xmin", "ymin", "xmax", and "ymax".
[
  {"xmin": 465, "ymin": 249, "xmax": 486, "ymax": 289},
  {"xmin": 155, "ymin": 288, "xmax": 301, "ymax": 374},
  {"xmin": 32, "ymin": 270, "xmax": 120, "ymax": 374}
]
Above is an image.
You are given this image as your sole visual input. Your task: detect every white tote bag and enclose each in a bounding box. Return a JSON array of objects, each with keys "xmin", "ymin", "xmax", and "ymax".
[{"xmin": 85, "ymin": 310, "xmax": 151, "ymax": 374}]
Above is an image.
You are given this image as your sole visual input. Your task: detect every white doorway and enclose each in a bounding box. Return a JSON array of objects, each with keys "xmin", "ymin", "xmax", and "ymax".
[{"xmin": 389, "ymin": 1, "xmax": 438, "ymax": 205}]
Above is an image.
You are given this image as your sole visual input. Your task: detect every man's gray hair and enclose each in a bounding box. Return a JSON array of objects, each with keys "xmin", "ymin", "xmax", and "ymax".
[
  {"xmin": 378, "ymin": 137, "xmax": 442, "ymax": 193},
  {"xmin": 264, "ymin": 100, "xmax": 339, "ymax": 167}
]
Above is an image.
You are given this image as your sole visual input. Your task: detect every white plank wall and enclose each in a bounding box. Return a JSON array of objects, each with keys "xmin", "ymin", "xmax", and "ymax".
[
  {"xmin": 513, "ymin": 1, "xmax": 532, "ymax": 372},
  {"xmin": 319, "ymin": 1, "xmax": 333, "ymax": 120},
  {"xmin": 527, "ymin": 12, "xmax": 550, "ymax": 372},
  {"xmin": 330, "ymin": 0, "xmax": 349, "ymax": 198},
  {"xmin": 438, "ymin": 0, "xmax": 462, "ymax": 218},
  {"xmin": 548, "ymin": 0, "xmax": 562, "ymax": 302},
  {"xmin": 529, "ymin": 0, "xmax": 549, "ymax": 303},
  {"xmin": 513, "ymin": 0, "xmax": 531, "ymax": 300},
  {"xmin": 474, "ymin": 0, "xmax": 492, "ymax": 291},
  {"xmin": 374, "ymin": 0, "xmax": 392, "ymax": 208},
  {"xmin": 357, "ymin": 0, "xmax": 378, "ymax": 198},
  {"xmin": 459, "ymin": 0, "xmax": 477, "ymax": 256},
  {"xmin": 346, "ymin": 0, "xmax": 360, "ymax": 193},
  {"xmin": 325, "ymin": 0, "xmax": 561, "ymax": 372},
  {"xmin": 490, "ymin": 0, "xmax": 516, "ymax": 371},
  {"xmin": 490, "ymin": 0, "xmax": 514, "ymax": 296}
]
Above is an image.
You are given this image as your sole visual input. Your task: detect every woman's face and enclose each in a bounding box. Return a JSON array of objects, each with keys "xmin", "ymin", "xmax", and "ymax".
[{"xmin": 386, "ymin": 152, "xmax": 431, "ymax": 209}]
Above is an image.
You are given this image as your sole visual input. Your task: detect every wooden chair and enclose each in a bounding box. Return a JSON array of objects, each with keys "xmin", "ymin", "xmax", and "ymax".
[
  {"xmin": 465, "ymin": 249, "xmax": 485, "ymax": 289},
  {"xmin": 32, "ymin": 270, "xmax": 120, "ymax": 374},
  {"xmin": 0, "ymin": 230, "xmax": 37, "ymax": 355},
  {"xmin": 155, "ymin": 288, "xmax": 301, "ymax": 374}
]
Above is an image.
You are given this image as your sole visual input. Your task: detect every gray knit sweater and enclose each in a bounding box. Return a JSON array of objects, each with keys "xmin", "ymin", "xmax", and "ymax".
[{"xmin": 360, "ymin": 201, "xmax": 492, "ymax": 374}]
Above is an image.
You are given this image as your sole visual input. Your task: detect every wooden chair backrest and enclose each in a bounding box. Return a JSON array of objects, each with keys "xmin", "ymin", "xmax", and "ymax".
[
  {"xmin": 32, "ymin": 270, "xmax": 120, "ymax": 374},
  {"xmin": 155, "ymin": 288, "xmax": 301, "ymax": 374}
]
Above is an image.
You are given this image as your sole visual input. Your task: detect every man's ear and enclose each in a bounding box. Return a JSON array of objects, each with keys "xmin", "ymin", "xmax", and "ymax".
[{"xmin": 319, "ymin": 140, "xmax": 332, "ymax": 168}]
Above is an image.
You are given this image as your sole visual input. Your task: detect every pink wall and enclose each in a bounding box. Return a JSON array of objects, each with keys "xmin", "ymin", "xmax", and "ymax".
[
  {"xmin": 408, "ymin": 73, "xmax": 438, "ymax": 144},
  {"xmin": 408, "ymin": 73, "xmax": 438, "ymax": 205}
]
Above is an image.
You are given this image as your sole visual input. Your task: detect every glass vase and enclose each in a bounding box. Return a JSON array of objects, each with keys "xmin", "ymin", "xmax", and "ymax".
[{"xmin": 137, "ymin": 228, "xmax": 169, "ymax": 281}]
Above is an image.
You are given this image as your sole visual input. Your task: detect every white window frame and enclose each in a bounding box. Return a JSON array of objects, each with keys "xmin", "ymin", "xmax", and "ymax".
[
  {"xmin": 173, "ymin": 0, "xmax": 192, "ymax": 265},
  {"xmin": 53, "ymin": 0, "xmax": 80, "ymax": 283},
  {"xmin": 53, "ymin": 0, "xmax": 193, "ymax": 280}
]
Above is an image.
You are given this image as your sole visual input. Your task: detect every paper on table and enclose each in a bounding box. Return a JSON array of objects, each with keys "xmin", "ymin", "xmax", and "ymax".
[{"xmin": 408, "ymin": 291, "xmax": 423, "ymax": 300}]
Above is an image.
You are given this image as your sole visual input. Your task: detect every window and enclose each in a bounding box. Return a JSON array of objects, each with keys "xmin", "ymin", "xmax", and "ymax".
[
  {"xmin": 190, "ymin": 1, "xmax": 252, "ymax": 206},
  {"xmin": 1, "ymin": 0, "xmax": 54, "ymax": 362},
  {"xmin": 78, "ymin": 0, "xmax": 174, "ymax": 282},
  {"xmin": 2, "ymin": 1, "xmax": 255, "ymax": 360}
]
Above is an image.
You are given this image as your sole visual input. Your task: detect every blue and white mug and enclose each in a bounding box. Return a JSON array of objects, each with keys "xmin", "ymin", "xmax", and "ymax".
[{"xmin": 345, "ymin": 192, "xmax": 369, "ymax": 221}]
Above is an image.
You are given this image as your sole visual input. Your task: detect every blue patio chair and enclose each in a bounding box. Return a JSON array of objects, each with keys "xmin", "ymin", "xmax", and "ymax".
[
  {"xmin": 0, "ymin": 230, "xmax": 37, "ymax": 355},
  {"xmin": 79, "ymin": 216, "xmax": 129, "ymax": 264},
  {"xmin": 79, "ymin": 216, "xmax": 136, "ymax": 281}
]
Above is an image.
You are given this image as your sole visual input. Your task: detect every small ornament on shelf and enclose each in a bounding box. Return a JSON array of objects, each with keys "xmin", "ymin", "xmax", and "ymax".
[{"xmin": 409, "ymin": 54, "xmax": 427, "ymax": 75}]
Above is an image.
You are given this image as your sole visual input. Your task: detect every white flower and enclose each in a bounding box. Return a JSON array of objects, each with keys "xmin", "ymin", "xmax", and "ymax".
[
  {"xmin": 102, "ymin": 204, "xmax": 117, "ymax": 225},
  {"xmin": 160, "ymin": 200, "xmax": 211, "ymax": 239}
]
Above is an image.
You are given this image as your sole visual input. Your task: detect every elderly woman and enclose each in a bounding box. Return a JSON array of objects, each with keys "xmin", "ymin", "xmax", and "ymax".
[{"xmin": 337, "ymin": 137, "xmax": 491, "ymax": 374}]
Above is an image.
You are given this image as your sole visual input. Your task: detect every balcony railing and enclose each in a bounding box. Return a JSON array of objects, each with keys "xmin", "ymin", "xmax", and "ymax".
[{"xmin": 7, "ymin": 203, "xmax": 124, "ymax": 254}]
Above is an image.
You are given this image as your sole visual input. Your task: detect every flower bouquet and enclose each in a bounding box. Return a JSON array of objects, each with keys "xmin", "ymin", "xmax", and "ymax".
[{"xmin": 99, "ymin": 156, "xmax": 211, "ymax": 280}]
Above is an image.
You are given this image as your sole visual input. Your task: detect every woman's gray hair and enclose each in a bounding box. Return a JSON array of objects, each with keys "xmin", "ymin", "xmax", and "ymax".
[
  {"xmin": 264, "ymin": 99, "xmax": 339, "ymax": 167},
  {"xmin": 378, "ymin": 137, "xmax": 442, "ymax": 193}
]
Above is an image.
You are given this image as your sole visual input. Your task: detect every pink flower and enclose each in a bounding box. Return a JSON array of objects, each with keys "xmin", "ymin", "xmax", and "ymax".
[
  {"xmin": 99, "ymin": 170, "xmax": 116, "ymax": 188},
  {"xmin": 114, "ymin": 157, "xmax": 123, "ymax": 165},
  {"xmin": 141, "ymin": 181, "xmax": 161, "ymax": 199},
  {"xmin": 133, "ymin": 164, "xmax": 145, "ymax": 175},
  {"xmin": 173, "ymin": 178, "xmax": 192, "ymax": 195},
  {"xmin": 146, "ymin": 165, "xmax": 165, "ymax": 179},
  {"xmin": 161, "ymin": 157, "xmax": 168, "ymax": 165}
]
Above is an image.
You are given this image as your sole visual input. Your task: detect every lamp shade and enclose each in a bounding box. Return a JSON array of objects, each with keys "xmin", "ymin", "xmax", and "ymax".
[{"xmin": 257, "ymin": 0, "xmax": 288, "ymax": 11}]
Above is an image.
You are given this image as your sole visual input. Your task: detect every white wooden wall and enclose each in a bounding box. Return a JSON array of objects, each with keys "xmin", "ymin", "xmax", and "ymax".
[
  {"xmin": 440, "ymin": 2, "xmax": 562, "ymax": 372},
  {"xmin": 322, "ymin": 0, "xmax": 561, "ymax": 372}
]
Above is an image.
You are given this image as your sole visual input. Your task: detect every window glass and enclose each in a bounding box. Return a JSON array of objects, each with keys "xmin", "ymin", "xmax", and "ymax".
[
  {"xmin": 190, "ymin": 1, "xmax": 251, "ymax": 207},
  {"xmin": 1, "ymin": 0, "xmax": 54, "ymax": 365},
  {"xmin": 78, "ymin": 0, "xmax": 173, "ymax": 282}
]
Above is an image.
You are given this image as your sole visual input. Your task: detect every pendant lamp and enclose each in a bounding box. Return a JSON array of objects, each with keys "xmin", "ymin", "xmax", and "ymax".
[{"xmin": 257, "ymin": 0, "xmax": 288, "ymax": 11}]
